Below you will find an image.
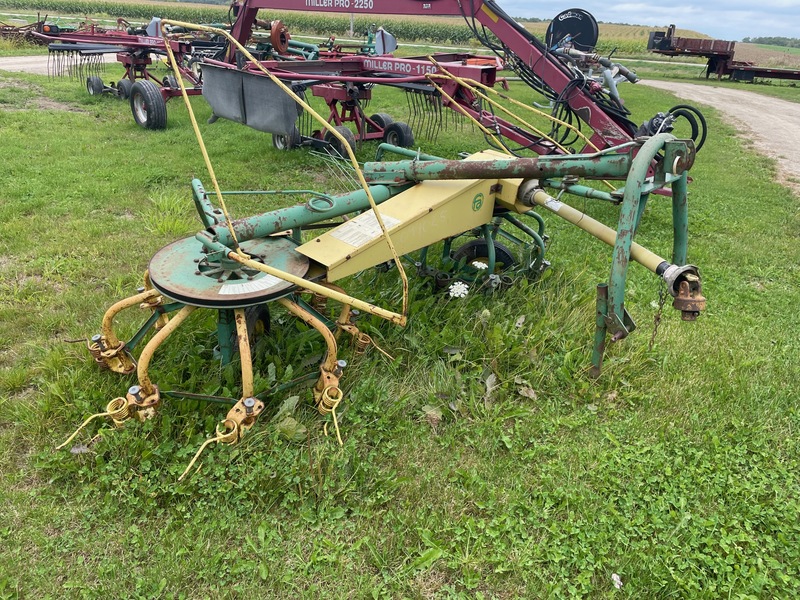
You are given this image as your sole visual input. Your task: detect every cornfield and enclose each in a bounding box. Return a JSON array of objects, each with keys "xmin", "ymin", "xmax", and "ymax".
[{"xmin": 0, "ymin": 0, "xmax": 704, "ymax": 53}]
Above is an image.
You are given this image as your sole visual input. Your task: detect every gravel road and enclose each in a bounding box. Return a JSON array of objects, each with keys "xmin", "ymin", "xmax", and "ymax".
[
  {"xmin": 0, "ymin": 54, "xmax": 50, "ymax": 75},
  {"xmin": 640, "ymin": 80, "xmax": 800, "ymax": 195}
]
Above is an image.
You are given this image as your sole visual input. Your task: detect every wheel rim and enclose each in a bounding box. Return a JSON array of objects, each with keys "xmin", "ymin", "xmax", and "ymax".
[
  {"xmin": 133, "ymin": 94, "xmax": 147, "ymax": 122},
  {"xmin": 386, "ymin": 131, "xmax": 398, "ymax": 145},
  {"xmin": 274, "ymin": 135, "xmax": 287, "ymax": 150}
]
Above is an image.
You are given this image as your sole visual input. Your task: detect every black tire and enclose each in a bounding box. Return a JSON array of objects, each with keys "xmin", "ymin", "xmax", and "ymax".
[
  {"xmin": 272, "ymin": 126, "xmax": 302, "ymax": 151},
  {"xmin": 368, "ymin": 112, "xmax": 394, "ymax": 133},
  {"xmin": 245, "ymin": 304, "xmax": 270, "ymax": 342},
  {"xmin": 451, "ymin": 239, "xmax": 517, "ymax": 274},
  {"xmin": 130, "ymin": 80, "xmax": 167, "ymax": 130},
  {"xmin": 229, "ymin": 305, "xmax": 271, "ymax": 355},
  {"xmin": 669, "ymin": 104, "xmax": 707, "ymax": 152},
  {"xmin": 86, "ymin": 76, "xmax": 104, "ymax": 96},
  {"xmin": 383, "ymin": 122, "xmax": 414, "ymax": 147},
  {"xmin": 188, "ymin": 57, "xmax": 203, "ymax": 83},
  {"xmin": 324, "ymin": 125, "xmax": 356, "ymax": 157},
  {"xmin": 116, "ymin": 78, "xmax": 133, "ymax": 100}
]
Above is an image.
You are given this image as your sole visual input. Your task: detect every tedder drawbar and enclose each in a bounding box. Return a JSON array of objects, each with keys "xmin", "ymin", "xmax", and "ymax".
[{"xmin": 57, "ymin": 18, "xmax": 706, "ymax": 478}]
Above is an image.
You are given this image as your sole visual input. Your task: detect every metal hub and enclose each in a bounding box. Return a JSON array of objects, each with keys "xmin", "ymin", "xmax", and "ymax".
[{"xmin": 148, "ymin": 236, "xmax": 311, "ymax": 308}]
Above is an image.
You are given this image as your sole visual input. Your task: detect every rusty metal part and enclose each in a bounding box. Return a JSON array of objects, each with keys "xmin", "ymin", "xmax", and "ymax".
[
  {"xmin": 269, "ymin": 20, "xmax": 290, "ymax": 53},
  {"xmin": 138, "ymin": 274, "xmax": 170, "ymax": 330},
  {"xmin": 106, "ymin": 397, "xmax": 132, "ymax": 428},
  {"xmin": 661, "ymin": 264, "xmax": 706, "ymax": 320},
  {"xmin": 672, "ymin": 275, "xmax": 706, "ymax": 321},
  {"xmin": 277, "ymin": 297, "xmax": 343, "ymax": 411},
  {"xmin": 87, "ymin": 335, "xmax": 136, "ymax": 374},
  {"xmin": 225, "ymin": 396, "xmax": 266, "ymax": 438},
  {"xmin": 234, "ymin": 308, "xmax": 255, "ymax": 398},
  {"xmin": 126, "ymin": 383, "xmax": 161, "ymax": 416}
]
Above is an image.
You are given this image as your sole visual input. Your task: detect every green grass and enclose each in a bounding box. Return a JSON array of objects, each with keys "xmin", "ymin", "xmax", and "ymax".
[
  {"xmin": 1, "ymin": 62, "xmax": 800, "ymax": 598},
  {"xmin": 755, "ymin": 43, "xmax": 800, "ymax": 56},
  {"xmin": 622, "ymin": 59, "xmax": 800, "ymax": 103}
]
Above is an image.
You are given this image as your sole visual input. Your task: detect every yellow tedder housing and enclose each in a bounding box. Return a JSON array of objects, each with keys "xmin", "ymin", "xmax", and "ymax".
[{"xmin": 296, "ymin": 150, "xmax": 524, "ymax": 282}]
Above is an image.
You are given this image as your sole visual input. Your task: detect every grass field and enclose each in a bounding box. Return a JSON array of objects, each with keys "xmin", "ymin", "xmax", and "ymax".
[{"xmin": 2, "ymin": 25, "xmax": 800, "ymax": 600}]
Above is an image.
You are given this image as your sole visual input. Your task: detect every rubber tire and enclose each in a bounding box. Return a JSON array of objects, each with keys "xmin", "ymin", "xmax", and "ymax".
[
  {"xmin": 188, "ymin": 57, "xmax": 203, "ymax": 82},
  {"xmin": 117, "ymin": 78, "xmax": 133, "ymax": 100},
  {"xmin": 451, "ymin": 239, "xmax": 517, "ymax": 273},
  {"xmin": 86, "ymin": 76, "xmax": 104, "ymax": 96},
  {"xmin": 164, "ymin": 74, "xmax": 179, "ymax": 89},
  {"xmin": 130, "ymin": 80, "xmax": 167, "ymax": 130},
  {"xmin": 669, "ymin": 104, "xmax": 707, "ymax": 152},
  {"xmin": 324, "ymin": 125, "xmax": 356, "ymax": 157},
  {"xmin": 245, "ymin": 304, "xmax": 270, "ymax": 342},
  {"xmin": 368, "ymin": 112, "xmax": 394, "ymax": 133},
  {"xmin": 272, "ymin": 126, "xmax": 302, "ymax": 151},
  {"xmin": 383, "ymin": 122, "xmax": 414, "ymax": 147}
]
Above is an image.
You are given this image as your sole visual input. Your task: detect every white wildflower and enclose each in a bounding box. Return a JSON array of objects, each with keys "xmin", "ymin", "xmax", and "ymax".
[
  {"xmin": 448, "ymin": 281, "xmax": 469, "ymax": 298},
  {"xmin": 471, "ymin": 260, "xmax": 489, "ymax": 270},
  {"xmin": 612, "ymin": 573, "xmax": 623, "ymax": 590}
]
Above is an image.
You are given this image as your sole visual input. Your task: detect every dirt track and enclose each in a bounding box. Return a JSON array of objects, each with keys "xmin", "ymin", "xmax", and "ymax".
[
  {"xmin": 2, "ymin": 56, "xmax": 799, "ymax": 195},
  {"xmin": 640, "ymin": 80, "xmax": 800, "ymax": 195}
]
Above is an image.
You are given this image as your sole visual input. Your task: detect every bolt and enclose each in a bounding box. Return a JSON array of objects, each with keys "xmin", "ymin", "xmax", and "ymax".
[
  {"xmin": 91, "ymin": 334, "xmax": 102, "ymax": 343},
  {"xmin": 136, "ymin": 286, "xmax": 145, "ymax": 294},
  {"xmin": 127, "ymin": 385, "xmax": 144, "ymax": 403},
  {"xmin": 243, "ymin": 397, "xmax": 256, "ymax": 408},
  {"xmin": 337, "ymin": 359, "xmax": 348, "ymax": 369}
]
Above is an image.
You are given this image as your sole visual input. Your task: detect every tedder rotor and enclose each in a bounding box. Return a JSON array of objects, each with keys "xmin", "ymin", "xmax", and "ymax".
[{"xmin": 57, "ymin": 20, "xmax": 706, "ymax": 478}]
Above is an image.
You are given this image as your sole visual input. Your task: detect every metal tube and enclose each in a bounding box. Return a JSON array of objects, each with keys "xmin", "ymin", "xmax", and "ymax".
[
  {"xmin": 195, "ymin": 237, "xmax": 406, "ymax": 325},
  {"xmin": 374, "ymin": 143, "xmax": 443, "ymax": 162},
  {"xmin": 363, "ymin": 153, "xmax": 633, "ymax": 183},
  {"xmin": 127, "ymin": 302, "xmax": 184, "ymax": 352},
  {"xmin": 136, "ymin": 305, "xmax": 197, "ymax": 396},
  {"xmin": 234, "ymin": 308, "xmax": 254, "ymax": 399},
  {"xmin": 589, "ymin": 283, "xmax": 608, "ymax": 378},
  {"xmin": 528, "ymin": 190, "xmax": 665, "ymax": 273},
  {"xmin": 542, "ymin": 180, "xmax": 618, "ymax": 203},
  {"xmin": 277, "ymin": 298, "xmax": 339, "ymax": 373},
  {"xmin": 210, "ymin": 184, "xmax": 399, "ymax": 247},
  {"xmin": 101, "ymin": 289, "xmax": 160, "ymax": 347},
  {"xmin": 671, "ymin": 171, "xmax": 689, "ymax": 266},
  {"xmin": 608, "ymin": 134, "xmax": 674, "ymax": 330}
]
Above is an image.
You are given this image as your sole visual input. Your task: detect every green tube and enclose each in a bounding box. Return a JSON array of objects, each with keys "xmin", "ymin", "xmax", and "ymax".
[
  {"xmin": 671, "ymin": 171, "xmax": 689, "ymax": 266},
  {"xmin": 210, "ymin": 184, "xmax": 406, "ymax": 247},
  {"xmin": 608, "ymin": 133, "xmax": 674, "ymax": 335},
  {"xmin": 589, "ymin": 283, "xmax": 609, "ymax": 378}
]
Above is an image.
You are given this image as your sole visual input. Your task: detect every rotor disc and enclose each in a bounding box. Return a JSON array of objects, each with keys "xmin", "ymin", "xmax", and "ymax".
[{"xmin": 148, "ymin": 236, "xmax": 311, "ymax": 308}]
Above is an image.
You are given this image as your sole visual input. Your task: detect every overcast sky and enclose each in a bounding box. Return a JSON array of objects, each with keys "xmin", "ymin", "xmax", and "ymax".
[{"xmin": 499, "ymin": 1, "xmax": 799, "ymax": 41}]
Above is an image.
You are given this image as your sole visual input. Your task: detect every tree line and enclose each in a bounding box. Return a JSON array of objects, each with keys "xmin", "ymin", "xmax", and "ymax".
[{"xmin": 742, "ymin": 36, "xmax": 800, "ymax": 48}]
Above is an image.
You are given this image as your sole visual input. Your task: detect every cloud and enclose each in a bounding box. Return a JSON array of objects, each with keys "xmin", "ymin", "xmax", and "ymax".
[{"xmin": 497, "ymin": 1, "xmax": 800, "ymax": 40}]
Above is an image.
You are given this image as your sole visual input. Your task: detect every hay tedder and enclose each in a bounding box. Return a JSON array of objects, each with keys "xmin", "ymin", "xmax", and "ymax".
[{"xmin": 58, "ymin": 4, "xmax": 707, "ymax": 477}]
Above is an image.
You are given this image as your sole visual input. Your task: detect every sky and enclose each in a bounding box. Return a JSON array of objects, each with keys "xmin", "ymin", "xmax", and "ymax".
[{"xmin": 498, "ymin": 1, "xmax": 800, "ymax": 41}]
